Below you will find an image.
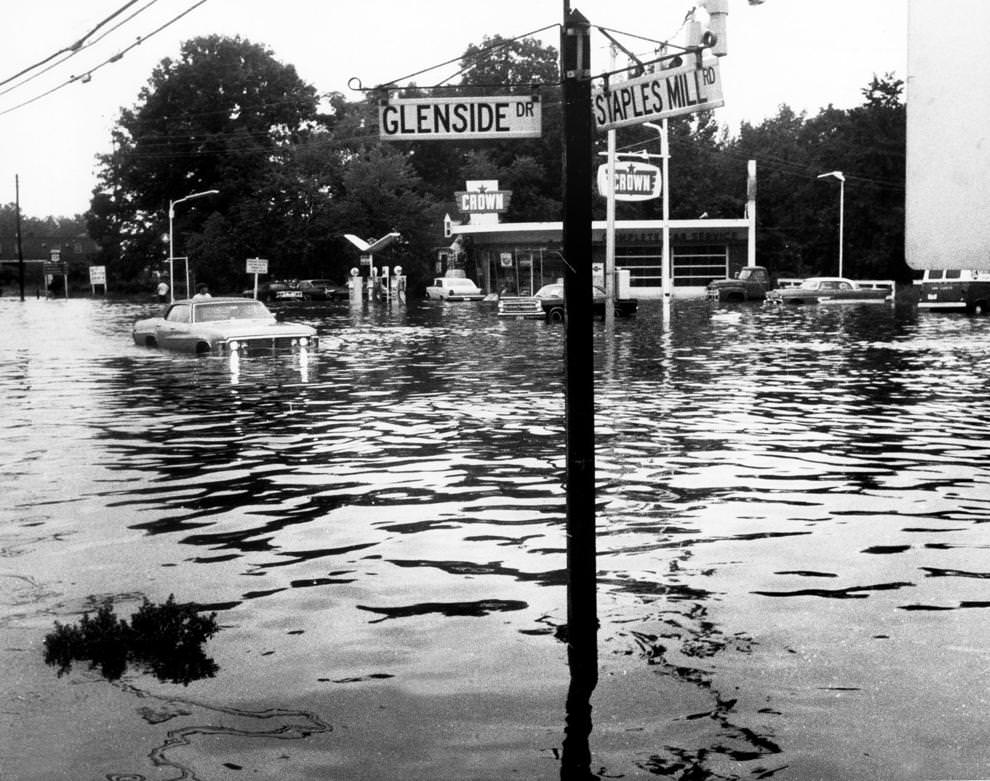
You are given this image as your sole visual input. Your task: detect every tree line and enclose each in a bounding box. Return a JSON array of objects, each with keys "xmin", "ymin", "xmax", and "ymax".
[{"xmin": 40, "ymin": 34, "xmax": 909, "ymax": 293}]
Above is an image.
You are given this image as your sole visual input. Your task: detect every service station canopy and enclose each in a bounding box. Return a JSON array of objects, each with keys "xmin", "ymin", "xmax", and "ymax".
[{"xmin": 594, "ymin": 58, "xmax": 724, "ymax": 131}]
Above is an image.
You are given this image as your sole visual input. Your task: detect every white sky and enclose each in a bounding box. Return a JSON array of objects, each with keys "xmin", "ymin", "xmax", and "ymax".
[{"xmin": 0, "ymin": 0, "xmax": 907, "ymax": 217}]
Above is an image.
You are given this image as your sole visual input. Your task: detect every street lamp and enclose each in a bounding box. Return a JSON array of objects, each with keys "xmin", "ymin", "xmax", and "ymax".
[
  {"xmin": 168, "ymin": 189, "xmax": 218, "ymax": 301},
  {"xmin": 645, "ymin": 121, "xmax": 671, "ymax": 299},
  {"xmin": 817, "ymin": 171, "xmax": 845, "ymax": 277}
]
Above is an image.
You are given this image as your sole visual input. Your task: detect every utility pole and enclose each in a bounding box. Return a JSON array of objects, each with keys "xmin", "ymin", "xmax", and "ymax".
[
  {"xmin": 15, "ymin": 175, "xmax": 24, "ymax": 301},
  {"xmin": 560, "ymin": 6, "xmax": 597, "ymax": 778}
]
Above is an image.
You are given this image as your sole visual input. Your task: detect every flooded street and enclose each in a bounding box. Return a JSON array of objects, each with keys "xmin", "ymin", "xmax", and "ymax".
[{"xmin": 1, "ymin": 294, "xmax": 988, "ymax": 780}]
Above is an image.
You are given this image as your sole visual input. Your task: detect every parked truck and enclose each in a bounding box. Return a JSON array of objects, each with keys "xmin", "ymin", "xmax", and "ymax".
[{"xmin": 706, "ymin": 265, "xmax": 771, "ymax": 303}]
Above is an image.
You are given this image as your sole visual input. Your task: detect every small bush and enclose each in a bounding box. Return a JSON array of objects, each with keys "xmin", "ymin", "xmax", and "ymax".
[{"xmin": 44, "ymin": 595, "xmax": 219, "ymax": 685}]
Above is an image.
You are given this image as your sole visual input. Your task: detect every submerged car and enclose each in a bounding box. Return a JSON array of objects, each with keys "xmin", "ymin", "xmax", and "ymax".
[
  {"xmin": 425, "ymin": 276, "xmax": 485, "ymax": 301},
  {"xmin": 297, "ymin": 279, "xmax": 349, "ymax": 301},
  {"xmin": 132, "ymin": 297, "xmax": 318, "ymax": 356},
  {"xmin": 765, "ymin": 276, "xmax": 894, "ymax": 306}
]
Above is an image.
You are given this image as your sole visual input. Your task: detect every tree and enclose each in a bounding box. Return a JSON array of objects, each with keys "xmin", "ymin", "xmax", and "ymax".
[{"xmin": 89, "ymin": 35, "xmax": 320, "ymax": 288}]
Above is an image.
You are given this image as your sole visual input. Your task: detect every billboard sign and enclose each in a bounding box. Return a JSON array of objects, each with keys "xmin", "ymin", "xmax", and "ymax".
[
  {"xmin": 455, "ymin": 189, "xmax": 512, "ymax": 213},
  {"xmin": 597, "ymin": 162, "xmax": 662, "ymax": 201}
]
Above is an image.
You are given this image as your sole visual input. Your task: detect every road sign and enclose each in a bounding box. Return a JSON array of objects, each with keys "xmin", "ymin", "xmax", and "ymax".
[
  {"xmin": 593, "ymin": 59, "xmax": 724, "ymax": 132},
  {"xmin": 379, "ymin": 95, "xmax": 541, "ymax": 140},
  {"xmin": 89, "ymin": 266, "xmax": 106, "ymax": 284},
  {"xmin": 596, "ymin": 162, "xmax": 662, "ymax": 201},
  {"xmin": 245, "ymin": 257, "xmax": 268, "ymax": 275}
]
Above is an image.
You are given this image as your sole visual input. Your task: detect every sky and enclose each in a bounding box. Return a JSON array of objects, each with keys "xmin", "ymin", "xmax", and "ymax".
[{"xmin": 0, "ymin": 0, "xmax": 908, "ymax": 218}]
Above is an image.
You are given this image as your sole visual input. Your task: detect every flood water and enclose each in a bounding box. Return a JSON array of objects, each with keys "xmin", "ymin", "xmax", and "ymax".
[{"xmin": 1, "ymin": 293, "xmax": 988, "ymax": 780}]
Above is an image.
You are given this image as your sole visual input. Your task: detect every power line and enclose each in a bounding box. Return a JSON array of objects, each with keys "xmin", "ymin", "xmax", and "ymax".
[
  {"xmin": 0, "ymin": 0, "xmax": 143, "ymax": 88},
  {"xmin": 0, "ymin": 0, "xmax": 210, "ymax": 119},
  {"xmin": 0, "ymin": 0, "xmax": 162, "ymax": 99}
]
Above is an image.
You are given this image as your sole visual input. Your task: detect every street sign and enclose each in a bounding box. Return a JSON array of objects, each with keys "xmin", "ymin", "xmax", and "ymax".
[
  {"xmin": 245, "ymin": 257, "xmax": 268, "ymax": 275},
  {"xmin": 593, "ymin": 59, "xmax": 724, "ymax": 132},
  {"xmin": 379, "ymin": 96, "xmax": 541, "ymax": 140},
  {"xmin": 596, "ymin": 162, "xmax": 662, "ymax": 201},
  {"xmin": 88, "ymin": 266, "xmax": 106, "ymax": 284}
]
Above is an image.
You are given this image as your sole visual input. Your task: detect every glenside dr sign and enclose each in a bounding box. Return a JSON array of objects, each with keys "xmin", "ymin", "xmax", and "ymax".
[
  {"xmin": 379, "ymin": 96, "xmax": 541, "ymax": 140},
  {"xmin": 594, "ymin": 59, "xmax": 724, "ymax": 131}
]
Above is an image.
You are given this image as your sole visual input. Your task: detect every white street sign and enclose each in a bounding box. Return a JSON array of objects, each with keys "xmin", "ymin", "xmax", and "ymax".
[
  {"xmin": 593, "ymin": 59, "xmax": 724, "ymax": 132},
  {"xmin": 245, "ymin": 257, "xmax": 268, "ymax": 275},
  {"xmin": 379, "ymin": 96, "xmax": 541, "ymax": 140}
]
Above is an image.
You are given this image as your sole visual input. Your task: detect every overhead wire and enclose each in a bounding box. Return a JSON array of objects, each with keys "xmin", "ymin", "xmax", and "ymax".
[
  {"xmin": 0, "ymin": 0, "xmax": 162, "ymax": 99},
  {"xmin": 0, "ymin": 0, "xmax": 143, "ymax": 88},
  {"xmin": 0, "ymin": 0, "xmax": 210, "ymax": 119}
]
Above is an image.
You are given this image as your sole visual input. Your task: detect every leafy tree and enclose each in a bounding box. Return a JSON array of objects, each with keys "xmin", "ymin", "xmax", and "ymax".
[{"xmin": 90, "ymin": 35, "xmax": 320, "ymax": 289}]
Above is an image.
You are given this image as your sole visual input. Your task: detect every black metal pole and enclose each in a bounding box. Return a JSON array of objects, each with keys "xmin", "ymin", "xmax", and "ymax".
[
  {"xmin": 560, "ymin": 7, "xmax": 598, "ymax": 779},
  {"xmin": 16, "ymin": 175, "xmax": 25, "ymax": 301}
]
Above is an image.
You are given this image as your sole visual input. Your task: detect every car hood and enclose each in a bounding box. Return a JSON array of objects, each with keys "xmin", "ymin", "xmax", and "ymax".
[{"xmin": 201, "ymin": 319, "xmax": 315, "ymax": 338}]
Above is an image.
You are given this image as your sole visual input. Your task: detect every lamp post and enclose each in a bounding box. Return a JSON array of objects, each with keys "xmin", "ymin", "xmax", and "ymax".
[
  {"xmin": 168, "ymin": 189, "xmax": 218, "ymax": 301},
  {"xmin": 817, "ymin": 171, "xmax": 845, "ymax": 277},
  {"xmin": 645, "ymin": 121, "xmax": 671, "ymax": 299}
]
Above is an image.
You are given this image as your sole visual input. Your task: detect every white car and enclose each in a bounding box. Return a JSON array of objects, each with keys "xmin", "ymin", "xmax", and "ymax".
[
  {"xmin": 133, "ymin": 297, "xmax": 317, "ymax": 356},
  {"xmin": 425, "ymin": 277, "xmax": 484, "ymax": 301}
]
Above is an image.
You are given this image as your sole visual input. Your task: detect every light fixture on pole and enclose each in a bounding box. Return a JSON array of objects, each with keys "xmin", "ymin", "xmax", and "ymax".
[
  {"xmin": 168, "ymin": 189, "xmax": 219, "ymax": 301},
  {"xmin": 644, "ymin": 121, "xmax": 671, "ymax": 300},
  {"xmin": 817, "ymin": 171, "xmax": 845, "ymax": 277}
]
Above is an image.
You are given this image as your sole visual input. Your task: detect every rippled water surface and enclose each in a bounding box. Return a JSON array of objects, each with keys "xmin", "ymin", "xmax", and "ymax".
[{"xmin": 1, "ymin": 295, "xmax": 988, "ymax": 780}]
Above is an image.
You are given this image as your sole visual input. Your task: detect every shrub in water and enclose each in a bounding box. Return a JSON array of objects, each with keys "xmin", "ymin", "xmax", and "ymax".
[{"xmin": 44, "ymin": 595, "xmax": 219, "ymax": 685}]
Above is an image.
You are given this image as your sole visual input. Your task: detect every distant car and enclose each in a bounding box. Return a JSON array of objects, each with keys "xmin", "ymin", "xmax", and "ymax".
[
  {"xmin": 497, "ymin": 283, "xmax": 638, "ymax": 321},
  {"xmin": 425, "ymin": 277, "xmax": 485, "ymax": 301},
  {"xmin": 765, "ymin": 276, "xmax": 894, "ymax": 306},
  {"xmin": 243, "ymin": 281, "xmax": 302, "ymax": 302},
  {"xmin": 707, "ymin": 265, "xmax": 772, "ymax": 302},
  {"xmin": 132, "ymin": 297, "xmax": 317, "ymax": 356},
  {"xmin": 297, "ymin": 279, "xmax": 349, "ymax": 301}
]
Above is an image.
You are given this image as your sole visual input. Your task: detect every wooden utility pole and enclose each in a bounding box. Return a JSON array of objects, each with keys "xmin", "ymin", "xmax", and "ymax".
[
  {"xmin": 560, "ymin": 6, "xmax": 598, "ymax": 778},
  {"xmin": 15, "ymin": 175, "xmax": 25, "ymax": 302}
]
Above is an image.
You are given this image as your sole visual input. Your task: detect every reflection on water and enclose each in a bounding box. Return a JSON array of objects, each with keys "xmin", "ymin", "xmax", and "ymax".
[{"xmin": 1, "ymin": 296, "xmax": 989, "ymax": 779}]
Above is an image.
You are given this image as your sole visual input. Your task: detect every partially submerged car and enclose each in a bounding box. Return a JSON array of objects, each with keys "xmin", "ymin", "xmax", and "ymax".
[
  {"xmin": 133, "ymin": 297, "xmax": 318, "ymax": 356},
  {"xmin": 425, "ymin": 276, "xmax": 485, "ymax": 301},
  {"xmin": 498, "ymin": 283, "xmax": 638, "ymax": 321},
  {"xmin": 915, "ymin": 268, "xmax": 990, "ymax": 314},
  {"xmin": 297, "ymin": 279, "xmax": 349, "ymax": 301},
  {"xmin": 765, "ymin": 276, "xmax": 894, "ymax": 306},
  {"xmin": 706, "ymin": 265, "xmax": 771, "ymax": 303}
]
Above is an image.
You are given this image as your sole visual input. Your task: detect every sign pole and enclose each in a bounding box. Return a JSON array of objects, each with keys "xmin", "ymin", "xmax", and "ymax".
[
  {"xmin": 560, "ymin": 7, "xmax": 597, "ymax": 777},
  {"xmin": 604, "ymin": 46, "xmax": 617, "ymax": 325}
]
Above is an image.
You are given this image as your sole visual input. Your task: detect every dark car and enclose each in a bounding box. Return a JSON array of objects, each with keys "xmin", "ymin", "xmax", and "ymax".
[
  {"xmin": 243, "ymin": 281, "xmax": 303, "ymax": 302},
  {"xmin": 707, "ymin": 265, "xmax": 771, "ymax": 303},
  {"xmin": 298, "ymin": 279, "xmax": 349, "ymax": 301}
]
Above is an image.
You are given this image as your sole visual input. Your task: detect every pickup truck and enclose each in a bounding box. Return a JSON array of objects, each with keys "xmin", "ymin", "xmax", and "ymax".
[
  {"xmin": 706, "ymin": 265, "xmax": 771, "ymax": 303},
  {"xmin": 498, "ymin": 283, "xmax": 638, "ymax": 322}
]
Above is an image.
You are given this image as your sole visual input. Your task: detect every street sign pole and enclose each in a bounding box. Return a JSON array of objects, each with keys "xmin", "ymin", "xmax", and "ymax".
[{"xmin": 560, "ymin": 7, "xmax": 597, "ymax": 777}]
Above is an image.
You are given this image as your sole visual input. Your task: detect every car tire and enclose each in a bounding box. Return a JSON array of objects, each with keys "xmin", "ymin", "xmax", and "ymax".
[{"xmin": 547, "ymin": 307, "xmax": 565, "ymax": 323}]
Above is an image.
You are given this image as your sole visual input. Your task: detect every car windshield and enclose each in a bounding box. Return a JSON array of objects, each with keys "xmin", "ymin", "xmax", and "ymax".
[
  {"xmin": 535, "ymin": 284, "xmax": 563, "ymax": 298},
  {"xmin": 800, "ymin": 278, "xmax": 825, "ymax": 290},
  {"xmin": 304, "ymin": 280, "xmax": 334, "ymax": 286},
  {"xmin": 194, "ymin": 301, "xmax": 272, "ymax": 322}
]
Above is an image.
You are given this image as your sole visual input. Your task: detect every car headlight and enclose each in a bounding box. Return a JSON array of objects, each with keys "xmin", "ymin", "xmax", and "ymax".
[
  {"xmin": 298, "ymin": 337, "xmax": 309, "ymax": 347},
  {"xmin": 229, "ymin": 340, "xmax": 241, "ymax": 351}
]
